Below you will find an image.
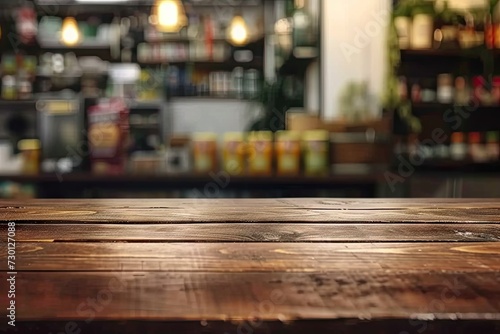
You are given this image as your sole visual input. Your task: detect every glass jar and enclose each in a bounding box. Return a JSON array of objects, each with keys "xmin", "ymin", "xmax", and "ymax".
[
  {"xmin": 411, "ymin": 14, "xmax": 434, "ymax": 49},
  {"xmin": 275, "ymin": 131, "xmax": 301, "ymax": 176},
  {"xmin": 18, "ymin": 139, "xmax": 41, "ymax": 175},
  {"xmin": 394, "ymin": 16, "xmax": 412, "ymax": 49},
  {"xmin": 2, "ymin": 76, "xmax": 17, "ymax": 100},
  {"xmin": 247, "ymin": 131, "xmax": 273, "ymax": 176},
  {"xmin": 302, "ymin": 130, "xmax": 329, "ymax": 176},
  {"xmin": 223, "ymin": 132, "xmax": 246, "ymax": 175},
  {"xmin": 192, "ymin": 133, "xmax": 218, "ymax": 174}
]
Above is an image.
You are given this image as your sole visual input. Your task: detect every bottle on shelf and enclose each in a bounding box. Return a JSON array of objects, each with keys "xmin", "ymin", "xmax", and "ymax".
[
  {"xmin": 411, "ymin": 82, "xmax": 422, "ymax": 103},
  {"xmin": 410, "ymin": 4, "xmax": 434, "ymax": 49},
  {"xmin": 450, "ymin": 132, "xmax": 467, "ymax": 161},
  {"xmin": 492, "ymin": 77, "xmax": 500, "ymax": 104},
  {"xmin": 454, "ymin": 77, "xmax": 471, "ymax": 106},
  {"xmin": 486, "ymin": 131, "xmax": 500, "ymax": 161},
  {"xmin": 473, "ymin": 76, "xmax": 493, "ymax": 106},
  {"xmin": 204, "ymin": 14, "xmax": 214, "ymax": 61},
  {"xmin": 485, "ymin": 12, "xmax": 495, "ymax": 49},
  {"xmin": 292, "ymin": 0, "xmax": 316, "ymax": 50},
  {"xmin": 231, "ymin": 67, "xmax": 244, "ymax": 99},
  {"xmin": 468, "ymin": 132, "xmax": 486, "ymax": 162},
  {"xmin": 437, "ymin": 74, "xmax": 454, "ymax": 104}
]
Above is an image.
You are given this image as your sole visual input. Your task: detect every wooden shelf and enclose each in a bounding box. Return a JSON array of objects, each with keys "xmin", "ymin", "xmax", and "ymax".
[
  {"xmin": 0, "ymin": 100, "xmax": 37, "ymax": 111},
  {"xmin": 0, "ymin": 173, "xmax": 383, "ymax": 186},
  {"xmin": 129, "ymin": 124, "xmax": 160, "ymax": 129},
  {"xmin": 168, "ymin": 96, "xmax": 249, "ymax": 101},
  {"xmin": 38, "ymin": 39, "xmax": 111, "ymax": 49},
  {"xmin": 139, "ymin": 59, "xmax": 264, "ymax": 70},
  {"xmin": 35, "ymin": 0, "xmax": 262, "ymax": 7},
  {"xmin": 412, "ymin": 103, "xmax": 500, "ymax": 115},
  {"xmin": 411, "ymin": 159, "xmax": 500, "ymax": 174},
  {"xmin": 400, "ymin": 48, "xmax": 484, "ymax": 58}
]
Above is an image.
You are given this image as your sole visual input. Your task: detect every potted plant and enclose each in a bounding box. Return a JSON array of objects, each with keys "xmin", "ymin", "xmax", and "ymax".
[
  {"xmin": 384, "ymin": 7, "xmax": 421, "ymax": 136},
  {"xmin": 247, "ymin": 77, "xmax": 289, "ymax": 132}
]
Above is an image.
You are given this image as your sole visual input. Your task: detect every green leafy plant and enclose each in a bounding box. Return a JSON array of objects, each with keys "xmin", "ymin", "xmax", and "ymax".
[
  {"xmin": 247, "ymin": 77, "xmax": 289, "ymax": 132},
  {"xmin": 438, "ymin": 0, "xmax": 460, "ymax": 24},
  {"xmin": 383, "ymin": 1, "xmax": 423, "ymax": 134},
  {"xmin": 393, "ymin": 0, "xmax": 436, "ymax": 18},
  {"xmin": 490, "ymin": 0, "xmax": 500, "ymax": 14}
]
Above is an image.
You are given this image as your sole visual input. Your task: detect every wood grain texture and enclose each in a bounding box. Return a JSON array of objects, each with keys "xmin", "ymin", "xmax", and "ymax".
[
  {"xmin": 2, "ymin": 271, "xmax": 500, "ymax": 323},
  {"xmin": 1, "ymin": 198, "xmax": 500, "ymax": 333},
  {"xmin": 1, "ymin": 199, "xmax": 500, "ymax": 223},
  {"xmin": 5, "ymin": 223, "xmax": 500, "ymax": 242},
  {"xmin": 3, "ymin": 242, "xmax": 500, "ymax": 272},
  {"xmin": 10, "ymin": 320, "xmax": 500, "ymax": 334}
]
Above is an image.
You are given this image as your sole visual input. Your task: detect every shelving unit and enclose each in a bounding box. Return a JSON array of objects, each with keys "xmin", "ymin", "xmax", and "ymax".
[
  {"xmin": 0, "ymin": 173, "xmax": 381, "ymax": 198},
  {"xmin": 387, "ymin": 0, "xmax": 500, "ymax": 198}
]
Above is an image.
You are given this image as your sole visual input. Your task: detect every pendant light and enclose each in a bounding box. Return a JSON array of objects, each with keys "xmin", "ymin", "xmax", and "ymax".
[
  {"xmin": 227, "ymin": 14, "xmax": 249, "ymax": 46},
  {"xmin": 152, "ymin": 0, "xmax": 187, "ymax": 33},
  {"xmin": 61, "ymin": 17, "xmax": 81, "ymax": 46}
]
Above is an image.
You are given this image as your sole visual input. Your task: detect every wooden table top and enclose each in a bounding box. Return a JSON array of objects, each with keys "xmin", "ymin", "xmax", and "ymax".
[{"xmin": 1, "ymin": 199, "xmax": 500, "ymax": 333}]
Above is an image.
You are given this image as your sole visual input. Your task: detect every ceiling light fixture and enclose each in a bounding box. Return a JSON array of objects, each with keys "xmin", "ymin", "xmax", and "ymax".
[
  {"xmin": 152, "ymin": 0, "xmax": 187, "ymax": 33},
  {"xmin": 227, "ymin": 15, "xmax": 249, "ymax": 46},
  {"xmin": 61, "ymin": 17, "xmax": 81, "ymax": 46}
]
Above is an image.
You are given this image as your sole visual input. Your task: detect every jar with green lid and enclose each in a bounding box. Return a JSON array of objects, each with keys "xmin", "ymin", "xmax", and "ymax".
[
  {"xmin": 247, "ymin": 131, "xmax": 273, "ymax": 176},
  {"xmin": 302, "ymin": 130, "xmax": 329, "ymax": 176}
]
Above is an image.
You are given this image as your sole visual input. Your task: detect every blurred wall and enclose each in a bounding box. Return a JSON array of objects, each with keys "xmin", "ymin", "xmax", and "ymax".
[
  {"xmin": 321, "ymin": 0, "xmax": 494, "ymax": 121},
  {"xmin": 322, "ymin": 0, "xmax": 391, "ymax": 121},
  {"xmin": 169, "ymin": 99, "xmax": 262, "ymax": 136}
]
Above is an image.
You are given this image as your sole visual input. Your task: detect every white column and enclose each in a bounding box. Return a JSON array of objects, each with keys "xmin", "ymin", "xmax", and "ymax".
[
  {"xmin": 321, "ymin": 0, "xmax": 391, "ymax": 120},
  {"xmin": 304, "ymin": 0, "xmax": 320, "ymax": 115}
]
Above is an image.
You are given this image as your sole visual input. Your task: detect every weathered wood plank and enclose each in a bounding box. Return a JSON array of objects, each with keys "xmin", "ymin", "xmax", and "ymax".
[
  {"xmin": 2, "ymin": 198, "xmax": 499, "ymax": 210},
  {"xmin": 1, "ymin": 199, "xmax": 500, "ymax": 223},
  {"xmin": 10, "ymin": 319, "xmax": 500, "ymax": 334},
  {"xmin": 3, "ymin": 242, "xmax": 500, "ymax": 272},
  {"xmin": 2, "ymin": 271, "xmax": 499, "ymax": 323},
  {"xmin": 5, "ymin": 223, "xmax": 500, "ymax": 242}
]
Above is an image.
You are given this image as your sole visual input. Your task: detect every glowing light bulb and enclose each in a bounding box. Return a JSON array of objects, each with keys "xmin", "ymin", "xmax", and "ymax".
[
  {"xmin": 153, "ymin": 0, "xmax": 187, "ymax": 33},
  {"xmin": 227, "ymin": 15, "xmax": 249, "ymax": 46},
  {"xmin": 61, "ymin": 17, "xmax": 81, "ymax": 46}
]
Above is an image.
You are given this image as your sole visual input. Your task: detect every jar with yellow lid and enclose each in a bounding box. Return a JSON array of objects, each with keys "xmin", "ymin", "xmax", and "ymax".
[
  {"xmin": 302, "ymin": 130, "xmax": 329, "ymax": 176},
  {"xmin": 275, "ymin": 131, "xmax": 301, "ymax": 176},
  {"xmin": 223, "ymin": 132, "xmax": 246, "ymax": 175},
  {"xmin": 192, "ymin": 133, "xmax": 218, "ymax": 174},
  {"xmin": 18, "ymin": 139, "xmax": 41, "ymax": 175},
  {"xmin": 247, "ymin": 131, "xmax": 273, "ymax": 176}
]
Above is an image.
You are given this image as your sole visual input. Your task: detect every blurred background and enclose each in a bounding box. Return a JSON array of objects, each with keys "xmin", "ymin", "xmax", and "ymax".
[{"xmin": 0, "ymin": 0, "xmax": 499, "ymax": 199}]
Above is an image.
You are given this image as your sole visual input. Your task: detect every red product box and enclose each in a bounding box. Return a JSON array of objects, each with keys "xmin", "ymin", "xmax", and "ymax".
[{"xmin": 87, "ymin": 98, "xmax": 130, "ymax": 175}]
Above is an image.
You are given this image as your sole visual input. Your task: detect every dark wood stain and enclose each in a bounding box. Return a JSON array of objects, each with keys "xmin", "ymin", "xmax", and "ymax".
[
  {"xmin": 3, "ymin": 223, "xmax": 499, "ymax": 242},
  {"xmin": 0, "ymin": 199, "xmax": 499, "ymax": 333}
]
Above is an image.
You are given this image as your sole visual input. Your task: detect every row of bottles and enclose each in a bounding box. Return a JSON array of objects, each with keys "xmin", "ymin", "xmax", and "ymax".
[
  {"xmin": 394, "ymin": 0, "xmax": 500, "ymax": 50},
  {"xmin": 395, "ymin": 132, "xmax": 500, "ymax": 163},
  {"xmin": 399, "ymin": 75, "xmax": 500, "ymax": 106},
  {"xmin": 165, "ymin": 66, "xmax": 261, "ymax": 99}
]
